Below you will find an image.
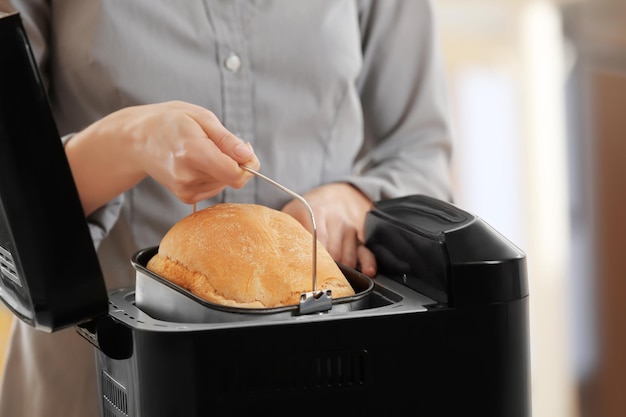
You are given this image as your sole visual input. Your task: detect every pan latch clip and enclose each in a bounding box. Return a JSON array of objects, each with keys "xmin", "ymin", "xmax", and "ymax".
[{"xmin": 299, "ymin": 289, "xmax": 332, "ymax": 315}]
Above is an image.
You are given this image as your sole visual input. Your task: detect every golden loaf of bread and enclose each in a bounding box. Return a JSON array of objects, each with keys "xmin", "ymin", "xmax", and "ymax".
[{"xmin": 146, "ymin": 203, "xmax": 355, "ymax": 308}]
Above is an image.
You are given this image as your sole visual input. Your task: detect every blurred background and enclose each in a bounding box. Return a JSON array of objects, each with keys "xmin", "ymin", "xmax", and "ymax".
[
  {"xmin": 1, "ymin": 0, "xmax": 625, "ymax": 416},
  {"xmin": 435, "ymin": 0, "xmax": 626, "ymax": 416}
]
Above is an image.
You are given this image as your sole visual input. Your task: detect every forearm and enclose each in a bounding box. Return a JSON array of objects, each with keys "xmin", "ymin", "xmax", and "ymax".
[
  {"xmin": 65, "ymin": 115, "xmax": 145, "ymax": 216},
  {"xmin": 64, "ymin": 101, "xmax": 259, "ymax": 217}
]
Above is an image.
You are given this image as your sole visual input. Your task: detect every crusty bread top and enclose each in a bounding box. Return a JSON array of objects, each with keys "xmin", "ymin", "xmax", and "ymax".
[{"xmin": 146, "ymin": 203, "xmax": 355, "ymax": 308}]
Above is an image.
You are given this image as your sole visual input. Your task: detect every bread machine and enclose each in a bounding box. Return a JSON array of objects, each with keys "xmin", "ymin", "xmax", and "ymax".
[{"xmin": 0, "ymin": 12, "xmax": 531, "ymax": 417}]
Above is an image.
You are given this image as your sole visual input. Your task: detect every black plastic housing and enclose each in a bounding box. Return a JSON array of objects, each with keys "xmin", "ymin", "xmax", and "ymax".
[
  {"xmin": 365, "ymin": 195, "xmax": 527, "ymax": 307},
  {"xmin": 84, "ymin": 281, "xmax": 530, "ymax": 417},
  {"xmin": 0, "ymin": 12, "xmax": 108, "ymax": 331}
]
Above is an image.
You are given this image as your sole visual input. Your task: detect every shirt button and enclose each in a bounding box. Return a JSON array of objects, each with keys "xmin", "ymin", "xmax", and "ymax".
[{"xmin": 224, "ymin": 54, "xmax": 242, "ymax": 72}]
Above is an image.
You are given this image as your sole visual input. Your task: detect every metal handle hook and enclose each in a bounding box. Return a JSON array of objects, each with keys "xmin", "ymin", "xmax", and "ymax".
[{"xmin": 240, "ymin": 165, "xmax": 318, "ymax": 292}]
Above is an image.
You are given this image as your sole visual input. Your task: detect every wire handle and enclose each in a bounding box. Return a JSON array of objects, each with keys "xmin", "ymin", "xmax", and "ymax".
[{"xmin": 240, "ymin": 165, "xmax": 318, "ymax": 291}]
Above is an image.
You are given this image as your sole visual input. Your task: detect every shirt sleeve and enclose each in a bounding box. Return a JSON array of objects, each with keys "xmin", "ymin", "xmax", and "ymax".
[{"xmin": 349, "ymin": 0, "xmax": 454, "ymax": 202}]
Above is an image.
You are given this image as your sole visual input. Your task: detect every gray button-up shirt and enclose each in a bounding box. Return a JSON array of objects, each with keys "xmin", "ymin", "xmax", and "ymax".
[
  {"xmin": 0, "ymin": 1, "xmax": 452, "ymax": 416},
  {"xmin": 9, "ymin": 0, "xmax": 453, "ymax": 285}
]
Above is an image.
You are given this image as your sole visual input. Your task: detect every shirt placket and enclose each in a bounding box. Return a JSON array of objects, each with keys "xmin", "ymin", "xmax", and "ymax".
[{"xmin": 209, "ymin": 0, "xmax": 256, "ymax": 203}]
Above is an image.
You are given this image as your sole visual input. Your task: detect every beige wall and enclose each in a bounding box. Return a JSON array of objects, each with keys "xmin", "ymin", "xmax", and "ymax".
[
  {"xmin": 561, "ymin": 2, "xmax": 626, "ymax": 416},
  {"xmin": 438, "ymin": 1, "xmax": 626, "ymax": 417},
  {"xmin": 435, "ymin": 1, "xmax": 579, "ymax": 416}
]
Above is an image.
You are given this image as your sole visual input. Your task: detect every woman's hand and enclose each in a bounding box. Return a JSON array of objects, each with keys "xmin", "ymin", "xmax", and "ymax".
[
  {"xmin": 65, "ymin": 101, "xmax": 259, "ymax": 215},
  {"xmin": 282, "ymin": 183, "xmax": 377, "ymax": 277}
]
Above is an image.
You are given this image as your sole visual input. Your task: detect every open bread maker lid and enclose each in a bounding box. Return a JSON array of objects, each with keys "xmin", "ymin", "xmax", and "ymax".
[{"xmin": 0, "ymin": 12, "xmax": 108, "ymax": 332}]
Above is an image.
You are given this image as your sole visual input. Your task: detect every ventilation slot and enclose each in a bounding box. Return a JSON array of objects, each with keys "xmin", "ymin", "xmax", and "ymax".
[
  {"xmin": 310, "ymin": 351, "xmax": 369, "ymax": 388},
  {"xmin": 222, "ymin": 349, "xmax": 370, "ymax": 396},
  {"xmin": 0, "ymin": 245, "xmax": 21, "ymax": 286},
  {"xmin": 101, "ymin": 371, "xmax": 129, "ymax": 417}
]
